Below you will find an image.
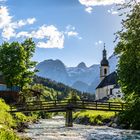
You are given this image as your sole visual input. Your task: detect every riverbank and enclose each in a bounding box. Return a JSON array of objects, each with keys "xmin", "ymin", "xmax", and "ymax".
[
  {"xmin": 73, "ymin": 110, "xmax": 117, "ymax": 127},
  {"xmin": 0, "ymin": 99, "xmax": 38, "ymax": 140}
]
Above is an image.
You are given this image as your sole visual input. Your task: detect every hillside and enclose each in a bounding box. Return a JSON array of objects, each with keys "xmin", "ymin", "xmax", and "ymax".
[{"xmin": 33, "ymin": 75, "xmax": 94, "ymax": 100}]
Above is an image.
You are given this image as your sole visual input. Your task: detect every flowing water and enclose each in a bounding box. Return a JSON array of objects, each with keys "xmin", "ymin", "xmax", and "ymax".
[{"xmin": 19, "ymin": 116, "xmax": 140, "ymax": 140}]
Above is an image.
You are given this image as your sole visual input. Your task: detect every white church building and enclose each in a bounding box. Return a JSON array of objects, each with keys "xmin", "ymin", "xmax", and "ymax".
[{"xmin": 95, "ymin": 45, "xmax": 123, "ymax": 100}]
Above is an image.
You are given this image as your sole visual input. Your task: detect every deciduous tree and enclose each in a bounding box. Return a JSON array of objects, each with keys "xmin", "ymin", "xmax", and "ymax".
[{"xmin": 0, "ymin": 38, "xmax": 36, "ymax": 89}]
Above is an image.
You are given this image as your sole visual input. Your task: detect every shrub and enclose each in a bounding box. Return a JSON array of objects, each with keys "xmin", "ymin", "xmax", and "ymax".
[
  {"xmin": 0, "ymin": 99, "xmax": 15, "ymax": 128},
  {"xmin": 0, "ymin": 128, "xmax": 19, "ymax": 140},
  {"xmin": 118, "ymin": 96, "xmax": 140, "ymax": 130},
  {"xmin": 74, "ymin": 111, "xmax": 115, "ymax": 125}
]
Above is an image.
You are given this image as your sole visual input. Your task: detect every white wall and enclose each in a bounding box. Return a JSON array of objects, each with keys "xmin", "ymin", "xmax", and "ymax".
[
  {"xmin": 95, "ymin": 85, "xmax": 114, "ymax": 100},
  {"xmin": 111, "ymin": 88, "xmax": 123, "ymax": 99},
  {"xmin": 96, "ymin": 85, "xmax": 123, "ymax": 100}
]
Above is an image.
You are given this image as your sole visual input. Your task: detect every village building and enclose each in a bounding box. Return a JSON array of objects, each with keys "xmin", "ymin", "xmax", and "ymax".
[
  {"xmin": 0, "ymin": 72, "xmax": 20, "ymax": 103},
  {"xmin": 95, "ymin": 44, "xmax": 123, "ymax": 100}
]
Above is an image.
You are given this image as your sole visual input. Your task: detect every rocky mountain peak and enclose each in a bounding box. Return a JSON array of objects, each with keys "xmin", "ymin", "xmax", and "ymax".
[{"xmin": 77, "ymin": 62, "xmax": 87, "ymax": 69}]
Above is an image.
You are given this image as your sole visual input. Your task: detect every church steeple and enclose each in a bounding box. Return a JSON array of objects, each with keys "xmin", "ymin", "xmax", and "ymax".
[
  {"xmin": 103, "ymin": 43, "xmax": 107, "ymax": 59},
  {"xmin": 101, "ymin": 43, "xmax": 109, "ymax": 66},
  {"xmin": 100, "ymin": 43, "xmax": 109, "ymax": 81}
]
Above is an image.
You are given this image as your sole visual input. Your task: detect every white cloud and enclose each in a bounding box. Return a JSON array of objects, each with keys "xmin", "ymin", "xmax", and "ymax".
[
  {"xmin": 85, "ymin": 7, "xmax": 93, "ymax": 13},
  {"xmin": 67, "ymin": 31, "xmax": 78, "ymax": 37},
  {"xmin": 0, "ymin": 6, "xmax": 12, "ymax": 29},
  {"xmin": 37, "ymin": 37, "xmax": 64, "ymax": 49},
  {"xmin": 15, "ymin": 18, "xmax": 36, "ymax": 28},
  {"xmin": 17, "ymin": 25, "xmax": 65, "ymax": 49},
  {"xmin": 79, "ymin": 0, "xmax": 125, "ymax": 13},
  {"xmin": 27, "ymin": 18, "xmax": 36, "ymax": 24},
  {"xmin": 65, "ymin": 25, "xmax": 82, "ymax": 39},
  {"xmin": 66, "ymin": 25, "xmax": 75, "ymax": 31},
  {"xmin": 0, "ymin": 6, "xmax": 36, "ymax": 40},
  {"xmin": 108, "ymin": 8, "xmax": 118, "ymax": 15},
  {"xmin": 36, "ymin": 25, "xmax": 64, "ymax": 49},
  {"xmin": 2, "ymin": 26, "xmax": 16, "ymax": 40},
  {"xmin": 16, "ymin": 31, "xmax": 31, "ymax": 38},
  {"xmin": 0, "ymin": 6, "xmax": 80, "ymax": 49},
  {"xmin": 79, "ymin": 0, "xmax": 125, "ymax": 7},
  {"xmin": 95, "ymin": 40, "xmax": 103, "ymax": 45}
]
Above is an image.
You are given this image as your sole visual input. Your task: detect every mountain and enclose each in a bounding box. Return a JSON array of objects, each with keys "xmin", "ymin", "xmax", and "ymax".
[
  {"xmin": 35, "ymin": 54, "xmax": 118, "ymax": 93},
  {"xmin": 108, "ymin": 53, "xmax": 119, "ymax": 73},
  {"xmin": 36, "ymin": 59, "xmax": 68, "ymax": 84},
  {"xmin": 72, "ymin": 81, "xmax": 89, "ymax": 92}
]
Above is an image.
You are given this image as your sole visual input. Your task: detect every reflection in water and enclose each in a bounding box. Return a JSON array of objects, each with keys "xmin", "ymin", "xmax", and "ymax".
[{"xmin": 19, "ymin": 116, "xmax": 140, "ymax": 140}]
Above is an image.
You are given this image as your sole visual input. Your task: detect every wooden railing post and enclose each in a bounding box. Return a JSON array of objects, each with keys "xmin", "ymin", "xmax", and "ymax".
[
  {"xmin": 82, "ymin": 100, "xmax": 84, "ymax": 107},
  {"xmin": 109, "ymin": 102, "xmax": 111, "ymax": 110},
  {"xmin": 54, "ymin": 100, "xmax": 56, "ymax": 106},
  {"xmin": 65, "ymin": 110, "xmax": 73, "ymax": 127},
  {"xmin": 96, "ymin": 101, "xmax": 97, "ymax": 109},
  {"xmin": 121, "ymin": 103, "xmax": 124, "ymax": 111}
]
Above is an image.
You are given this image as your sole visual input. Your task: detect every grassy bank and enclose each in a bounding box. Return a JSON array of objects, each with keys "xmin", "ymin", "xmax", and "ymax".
[
  {"xmin": 73, "ymin": 110, "xmax": 116, "ymax": 125},
  {"xmin": 0, "ymin": 99, "xmax": 38, "ymax": 140}
]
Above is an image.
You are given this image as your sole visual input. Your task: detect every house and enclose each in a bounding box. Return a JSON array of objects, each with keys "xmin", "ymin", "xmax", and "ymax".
[
  {"xmin": 95, "ymin": 44, "xmax": 123, "ymax": 100},
  {"xmin": 0, "ymin": 72, "xmax": 20, "ymax": 103}
]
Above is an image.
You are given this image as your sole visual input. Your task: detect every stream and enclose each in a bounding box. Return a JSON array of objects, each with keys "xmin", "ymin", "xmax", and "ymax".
[{"xmin": 19, "ymin": 116, "xmax": 140, "ymax": 140}]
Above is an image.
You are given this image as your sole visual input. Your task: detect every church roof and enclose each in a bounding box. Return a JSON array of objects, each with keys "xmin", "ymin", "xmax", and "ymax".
[
  {"xmin": 101, "ymin": 59, "xmax": 109, "ymax": 66},
  {"xmin": 96, "ymin": 71, "xmax": 118, "ymax": 89}
]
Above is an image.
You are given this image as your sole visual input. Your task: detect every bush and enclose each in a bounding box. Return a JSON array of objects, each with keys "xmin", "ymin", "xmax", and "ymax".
[
  {"xmin": 118, "ymin": 97, "xmax": 140, "ymax": 130},
  {"xmin": 108, "ymin": 98, "xmax": 124, "ymax": 103},
  {"xmin": 15, "ymin": 113, "xmax": 28, "ymax": 123},
  {"xmin": 0, "ymin": 99, "xmax": 15, "ymax": 128},
  {"xmin": 74, "ymin": 110, "xmax": 115, "ymax": 125},
  {"xmin": 0, "ymin": 128, "xmax": 19, "ymax": 140}
]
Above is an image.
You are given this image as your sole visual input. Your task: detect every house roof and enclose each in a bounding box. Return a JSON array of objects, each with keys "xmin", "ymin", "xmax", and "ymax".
[{"xmin": 96, "ymin": 71, "xmax": 118, "ymax": 89}]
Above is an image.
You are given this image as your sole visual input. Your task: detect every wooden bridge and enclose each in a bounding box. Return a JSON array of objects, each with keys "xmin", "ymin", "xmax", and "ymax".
[{"xmin": 10, "ymin": 100, "xmax": 126, "ymax": 127}]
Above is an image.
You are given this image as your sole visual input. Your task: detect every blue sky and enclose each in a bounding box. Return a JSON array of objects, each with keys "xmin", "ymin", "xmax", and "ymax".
[{"xmin": 0, "ymin": 0, "xmax": 125, "ymax": 66}]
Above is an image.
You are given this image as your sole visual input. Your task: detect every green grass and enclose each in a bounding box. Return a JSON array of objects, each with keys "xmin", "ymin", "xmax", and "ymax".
[
  {"xmin": 0, "ymin": 99, "xmax": 20, "ymax": 140},
  {"xmin": 74, "ymin": 110, "xmax": 116, "ymax": 125},
  {"xmin": 0, "ymin": 128, "xmax": 19, "ymax": 140},
  {"xmin": 0, "ymin": 99, "xmax": 15, "ymax": 128},
  {"xmin": 0, "ymin": 99, "xmax": 38, "ymax": 140}
]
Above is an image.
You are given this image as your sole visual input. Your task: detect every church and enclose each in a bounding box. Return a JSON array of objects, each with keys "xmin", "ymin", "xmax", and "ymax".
[{"xmin": 95, "ymin": 44, "xmax": 123, "ymax": 100}]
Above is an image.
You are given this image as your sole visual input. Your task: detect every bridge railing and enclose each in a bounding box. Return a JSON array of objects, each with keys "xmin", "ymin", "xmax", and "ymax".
[
  {"xmin": 10, "ymin": 100, "xmax": 69, "ymax": 112},
  {"xmin": 68, "ymin": 100, "xmax": 126, "ymax": 111},
  {"xmin": 10, "ymin": 100, "xmax": 127, "ymax": 113}
]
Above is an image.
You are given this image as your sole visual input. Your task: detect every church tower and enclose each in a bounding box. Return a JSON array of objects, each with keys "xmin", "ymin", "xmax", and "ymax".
[{"xmin": 100, "ymin": 44, "xmax": 109, "ymax": 81}]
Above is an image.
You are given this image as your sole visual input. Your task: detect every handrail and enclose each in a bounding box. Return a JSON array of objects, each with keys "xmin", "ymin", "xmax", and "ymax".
[{"xmin": 10, "ymin": 100, "xmax": 127, "ymax": 113}]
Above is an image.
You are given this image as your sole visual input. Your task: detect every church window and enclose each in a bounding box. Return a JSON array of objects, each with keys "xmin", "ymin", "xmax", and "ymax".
[
  {"xmin": 110, "ymin": 89, "xmax": 112, "ymax": 95},
  {"xmin": 104, "ymin": 68, "xmax": 107, "ymax": 75},
  {"xmin": 117, "ymin": 95, "xmax": 121, "ymax": 97}
]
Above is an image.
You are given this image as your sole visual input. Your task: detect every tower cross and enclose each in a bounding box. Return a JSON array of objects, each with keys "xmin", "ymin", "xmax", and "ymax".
[{"xmin": 104, "ymin": 43, "xmax": 106, "ymax": 50}]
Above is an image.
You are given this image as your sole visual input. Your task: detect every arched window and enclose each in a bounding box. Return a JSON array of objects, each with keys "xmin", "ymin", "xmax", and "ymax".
[{"xmin": 104, "ymin": 68, "xmax": 107, "ymax": 75}]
